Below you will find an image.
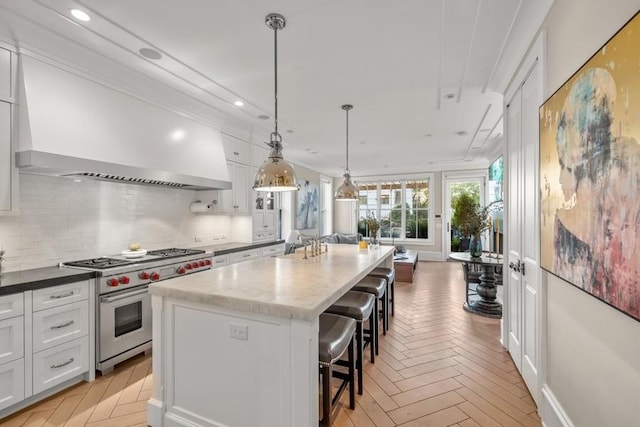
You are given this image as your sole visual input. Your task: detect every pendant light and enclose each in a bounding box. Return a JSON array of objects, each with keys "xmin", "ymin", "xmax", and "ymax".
[
  {"xmin": 335, "ymin": 104, "xmax": 359, "ymax": 200},
  {"xmin": 253, "ymin": 13, "xmax": 299, "ymax": 192}
]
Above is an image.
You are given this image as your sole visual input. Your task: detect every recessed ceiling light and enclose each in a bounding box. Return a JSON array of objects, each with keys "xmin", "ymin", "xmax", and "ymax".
[
  {"xmin": 445, "ymin": 93, "xmax": 455, "ymax": 99},
  {"xmin": 139, "ymin": 48, "xmax": 162, "ymax": 60},
  {"xmin": 234, "ymin": 100, "xmax": 244, "ymax": 107},
  {"xmin": 70, "ymin": 8, "xmax": 91, "ymax": 22},
  {"xmin": 258, "ymin": 114, "xmax": 270, "ymax": 120},
  {"xmin": 456, "ymin": 131, "xmax": 468, "ymax": 136}
]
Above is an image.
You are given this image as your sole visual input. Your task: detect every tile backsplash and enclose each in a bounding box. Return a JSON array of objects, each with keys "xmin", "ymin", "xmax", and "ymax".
[{"xmin": 0, "ymin": 174, "xmax": 232, "ymax": 272}]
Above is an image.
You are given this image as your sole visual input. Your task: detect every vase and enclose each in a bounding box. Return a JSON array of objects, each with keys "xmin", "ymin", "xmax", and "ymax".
[
  {"xmin": 369, "ymin": 231, "xmax": 380, "ymax": 248},
  {"xmin": 469, "ymin": 234, "xmax": 482, "ymax": 258}
]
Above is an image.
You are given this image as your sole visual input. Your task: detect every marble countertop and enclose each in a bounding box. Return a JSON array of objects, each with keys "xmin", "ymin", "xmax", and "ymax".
[
  {"xmin": 149, "ymin": 244, "xmax": 394, "ymax": 321},
  {"xmin": 0, "ymin": 266, "xmax": 96, "ymax": 296}
]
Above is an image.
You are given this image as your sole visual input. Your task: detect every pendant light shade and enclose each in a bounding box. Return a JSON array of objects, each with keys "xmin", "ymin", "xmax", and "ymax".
[
  {"xmin": 253, "ymin": 13, "xmax": 299, "ymax": 192},
  {"xmin": 335, "ymin": 104, "xmax": 359, "ymax": 201}
]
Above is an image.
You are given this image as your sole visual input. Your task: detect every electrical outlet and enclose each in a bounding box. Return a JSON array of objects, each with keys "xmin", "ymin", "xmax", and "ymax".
[
  {"xmin": 229, "ymin": 324, "xmax": 248, "ymax": 341},
  {"xmin": 194, "ymin": 236, "xmax": 203, "ymax": 242}
]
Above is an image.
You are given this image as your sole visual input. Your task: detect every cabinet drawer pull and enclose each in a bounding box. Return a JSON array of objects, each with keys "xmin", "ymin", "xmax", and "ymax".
[
  {"xmin": 50, "ymin": 320, "xmax": 74, "ymax": 330},
  {"xmin": 51, "ymin": 358, "xmax": 75, "ymax": 369},
  {"xmin": 215, "ymin": 259, "xmax": 225, "ymax": 263},
  {"xmin": 50, "ymin": 291, "xmax": 74, "ymax": 299},
  {"xmin": 243, "ymin": 254, "xmax": 251, "ymax": 258}
]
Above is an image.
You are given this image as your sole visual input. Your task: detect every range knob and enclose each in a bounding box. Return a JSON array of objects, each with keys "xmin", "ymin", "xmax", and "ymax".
[
  {"xmin": 107, "ymin": 278, "xmax": 119, "ymax": 287},
  {"xmin": 198, "ymin": 260, "xmax": 205, "ymax": 267},
  {"xmin": 191, "ymin": 262, "xmax": 199, "ymax": 269},
  {"xmin": 177, "ymin": 267, "xmax": 186, "ymax": 275},
  {"xmin": 119, "ymin": 276, "xmax": 130, "ymax": 284},
  {"xmin": 185, "ymin": 263, "xmax": 193, "ymax": 270},
  {"xmin": 139, "ymin": 272, "xmax": 150, "ymax": 280},
  {"xmin": 150, "ymin": 272, "xmax": 160, "ymax": 281},
  {"xmin": 204, "ymin": 259, "xmax": 212, "ymax": 266}
]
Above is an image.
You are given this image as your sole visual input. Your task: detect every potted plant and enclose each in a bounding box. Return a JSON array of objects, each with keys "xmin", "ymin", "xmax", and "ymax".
[{"xmin": 452, "ymin": 193, "xmax": 502, "ymax": 257}]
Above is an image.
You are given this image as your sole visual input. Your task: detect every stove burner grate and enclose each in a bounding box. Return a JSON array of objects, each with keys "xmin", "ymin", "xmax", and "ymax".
[
  {"xmin": 146, "ymin": 248, "xmax": 206, "ymax": 258},
  {"xmin": 65, "ymin": 257, "xmax": 132, "ymax": 269}
]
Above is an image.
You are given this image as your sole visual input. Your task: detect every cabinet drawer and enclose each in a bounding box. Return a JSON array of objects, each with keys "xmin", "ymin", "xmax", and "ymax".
[
  {"xmin": 32, "ymin": 281, "xmax": 89, "ymax": 312},
  {"xmin": 0, "ymin": 293, "xmax": 23, "ymax": 321},
  {"xmin": 0, "ymin": 358, "xmax": 24, "ymax": 412},
  {"xmin": 212, "ymin": 255, "xmax": 230, "ymax": 268},
  {"xmin": 0, "ymin": 316, "xmax": 24, "ymax": 365},
  {"xmin": 261, "ymin": 244, "xmax": 284, "ymax": 257},
  {"xmin": 230, "ymin": 249, "xmax": 260, "ymax": 263},
  {"xmin": 33, "ymin": 337, "xmax": 88, "ymax": 395},
  {"xmin": 33, "ymin": 301, "xmax": 88, "ymax": 353}
]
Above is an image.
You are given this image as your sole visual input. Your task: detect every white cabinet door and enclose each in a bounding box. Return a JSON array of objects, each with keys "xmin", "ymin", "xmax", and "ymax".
[
  {"xmin": 252, "ymin": 143, "xmax": 269, "ymax": 167},
  {"xmin": 0, "ymin": 101, "xmax": 11, "ymax": 212},
  {"xmin": 219, "ymin": 162, "xmax": 250, "ymax": 215},
  {"xmin": 212, "ymin": 255, "xmax": 230, "ymax": 268},
  {"xmin": 0, "ymin": 316, "xmax": 24, "ymax": 365},
  {"xmin": 0, "ymin": 293, "xmax": 23, "ymax": 321},
  {"xmin": 0, "ymin": 358, "xmax": 24, "ymax": 411},
  {"xmin": 0, "ymin": 48, "xmax": 10, "ymax": 101},
  {"xmin": 229, "ymin": 249, "xmax": 260, "ymax": 264},
  {"xmin": 32, "ymin": 301, "xmax": 89, "ymax": 353},
  {"xmin": 222, "ymin": 134, "xmax": 250, "ymax": 164},
  {"xmin": 261, "ymin": 244, "xmax": 284, "ymax": 257}
]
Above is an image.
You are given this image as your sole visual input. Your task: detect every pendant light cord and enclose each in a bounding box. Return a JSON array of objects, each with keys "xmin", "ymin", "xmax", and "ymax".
[
  {"xmin": 345, "ymin": 107, "xmax": 349, "ymax": 174},
  {"xmin": 273, "ymin": 23, "xmax": 280, "ymax": 142}
]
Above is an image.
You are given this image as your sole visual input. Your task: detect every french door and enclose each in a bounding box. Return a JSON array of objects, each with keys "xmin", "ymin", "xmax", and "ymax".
[{"xmin": 443, "ymin": 175, "xmax": 485, "ymax": 257}]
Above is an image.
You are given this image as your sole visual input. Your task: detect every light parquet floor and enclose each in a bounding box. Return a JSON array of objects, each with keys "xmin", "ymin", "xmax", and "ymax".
[{"xmin": 2, "ymin": 261, "xmax": 540, "ymax": 427}]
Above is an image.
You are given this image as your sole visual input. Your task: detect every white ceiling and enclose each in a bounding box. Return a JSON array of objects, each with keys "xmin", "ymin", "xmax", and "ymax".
[{"xmin": 0, "ymin": 0, "xmax": 553, "ymax": 177}]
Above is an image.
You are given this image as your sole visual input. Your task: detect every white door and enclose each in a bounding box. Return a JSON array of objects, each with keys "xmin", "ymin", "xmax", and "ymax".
[
  {"xmin": 443, "ymin": 176, "xmax": 485, "ymax": 256},
  {"xmin": 506, "ymin": 88, "xmax": 523, "ymax": 371},
  {"xmin": 505, "ymin": 51, "xmax": 542, "ymax": 404},
  {"xmin": 520, "ymin": 62, "xmax": 541, "ymax": 398}
]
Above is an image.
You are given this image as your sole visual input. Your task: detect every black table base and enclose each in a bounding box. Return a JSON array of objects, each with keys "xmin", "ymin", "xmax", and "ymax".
[{"xmin": 449, "ymin": 253, "xmax": 503, "ymax": 319}]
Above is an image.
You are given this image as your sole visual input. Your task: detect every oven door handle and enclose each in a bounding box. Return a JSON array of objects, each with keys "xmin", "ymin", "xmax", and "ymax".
[{"xmin": 100, "ymin": 287, "xmax": 148, "ymax": 304}]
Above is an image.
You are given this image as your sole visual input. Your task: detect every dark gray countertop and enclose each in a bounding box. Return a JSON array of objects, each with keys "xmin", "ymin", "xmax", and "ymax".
[
  {"xmin": 0, "ymin": 266, "xmax": 96, "ymax": 296},
  {"xmin": 192, "ymin": 240, "xmax": 284, "ymax": 256}
]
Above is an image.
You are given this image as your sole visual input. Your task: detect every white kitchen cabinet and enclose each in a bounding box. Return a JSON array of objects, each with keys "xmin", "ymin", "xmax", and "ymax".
[
  {"xmin": 222, "ymin": 134, "xmax": 250, "ymax": 164},
  {"xmin": 0, "ymin": 293, "xmax": 23, "ymax": 321},
  {"xmin": 0, "ymin": 48, "xmax": 11, "ymax": 102},
  {"xmin": 0, "ymin": 101, "xmax": 15, "ymax": 213},
  {"xmin": 0, "ymin": 280, "xmax": 93, "ymax": 418},
  {"xmin": 0, "ymin": 292, "xmax": 24, "ymax": 412},
  {"xmin": 0, "ymin": 359, "xmax": 24, "ymax": 411},
  {"xmin": 253, "ymin": 191, "xmax": 277, "ymax": 242},
  {"xmin": 0, "ymin": 316, "xmax": 24, "ymax": 366},
  {"xmin": 218, "ymin": 161, "xmax": 250, "ymax": 215},
  {"xmin": 252, "ymin": 142, "xmax": 269, "ymax": 167}
]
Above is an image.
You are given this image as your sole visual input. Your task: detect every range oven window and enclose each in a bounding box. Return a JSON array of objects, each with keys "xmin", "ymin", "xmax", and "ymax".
[{"xmin": 114, "ymin": 301, "xmax": 143, "ymax": 337}]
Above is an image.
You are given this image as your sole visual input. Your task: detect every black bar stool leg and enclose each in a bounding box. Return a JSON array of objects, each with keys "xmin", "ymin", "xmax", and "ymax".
[
  {"xmin": 322, "ymin": 364, "xmax": 331, "ymax": 426},
  {"xmin": 356, "ymin": 322, "xmax": 363, "ymax": 395},
  {"xmin": 348, "ymin": 335, "xmax": 356, "ymax": 409}
]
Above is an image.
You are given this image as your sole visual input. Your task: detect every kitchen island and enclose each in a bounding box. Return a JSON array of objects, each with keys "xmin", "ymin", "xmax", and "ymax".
[{"xmin": 147, "ymin": 244, "xmax": 394, "ymax": 427}]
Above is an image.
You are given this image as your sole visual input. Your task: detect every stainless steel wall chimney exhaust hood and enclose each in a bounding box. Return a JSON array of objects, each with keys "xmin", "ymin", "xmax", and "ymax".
[{"xmin": 16, "ymin": 55, "xmax": 231, "ymax": 191}]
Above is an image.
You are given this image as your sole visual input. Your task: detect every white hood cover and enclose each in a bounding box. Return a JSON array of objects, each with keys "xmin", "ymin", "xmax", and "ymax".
[{"xmin": 16, "ymin": 55, "xmax": 231, "ymax": 190}]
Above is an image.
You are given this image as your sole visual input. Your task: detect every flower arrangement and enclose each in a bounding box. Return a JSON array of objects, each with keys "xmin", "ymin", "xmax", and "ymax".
[
  {"xmin": 362, "ymin": 212, "xmax": 380, "ymax": 238},
  {"xmin": 452, "ymin": 195, "xmax": 502, "ymax": 238}
]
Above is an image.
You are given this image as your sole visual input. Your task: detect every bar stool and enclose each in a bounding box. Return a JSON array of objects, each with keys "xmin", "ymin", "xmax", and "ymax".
[
  {"xmin": 352, "ymin": 276, "xmax": 387, "ymax": 354},
  {"xmin": 325, "ymin": 290, "xmax": 376, "ymax": 394},
  {"xmin": 318, "ymin": 313, "xmax": 356, "ymax": 427},
  {"xmin": 368, "ymin": 267, "xmax": 396, "ymax": 319}
]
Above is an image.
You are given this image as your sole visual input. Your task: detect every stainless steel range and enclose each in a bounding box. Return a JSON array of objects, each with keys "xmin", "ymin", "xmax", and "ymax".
[{"xmin": 64, "ymin": 248, "xmax": 212, "ymax": 374}]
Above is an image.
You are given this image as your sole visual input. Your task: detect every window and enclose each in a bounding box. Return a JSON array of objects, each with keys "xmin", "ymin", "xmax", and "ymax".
[{"xmin": 356, "ymin": 176, "xmax": 433, "ymax": 242}]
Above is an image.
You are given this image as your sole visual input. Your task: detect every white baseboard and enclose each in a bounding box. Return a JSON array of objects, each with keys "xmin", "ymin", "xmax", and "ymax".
[
  {"xmin": 541, "ymin": 384, "xmax": 574, "ymax": 427},
  {"xmin": 417, "ymin": 251, "xmax": 444, "ymax": 261}
]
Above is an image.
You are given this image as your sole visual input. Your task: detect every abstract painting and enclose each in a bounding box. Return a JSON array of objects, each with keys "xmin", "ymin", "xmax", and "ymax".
[
  {"xmin": 296, "ymin": 180, "xmax": 318, "ymax": 230},
  {"xmin": 540, "ymin": 11, "xmax": 640, "ymax": 321}
]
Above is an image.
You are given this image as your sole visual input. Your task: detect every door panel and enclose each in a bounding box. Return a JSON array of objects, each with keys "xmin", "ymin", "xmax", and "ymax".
[
  {"xmin": 520, "ymin": 60, "xmax": 542, "ymax": 397},
  {"xmin": 507, "ymin": 88, "xmax": 523, "ymax": 371}
]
